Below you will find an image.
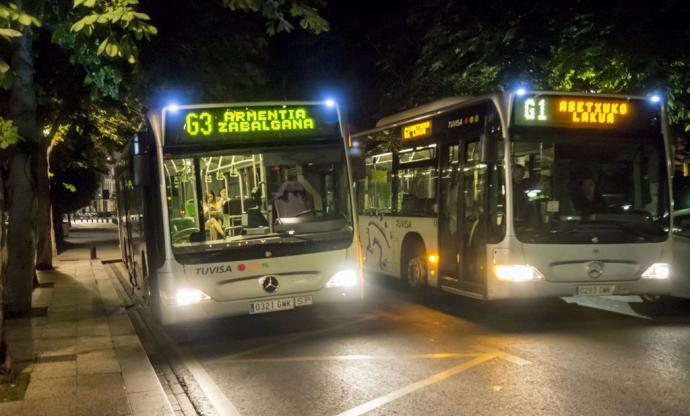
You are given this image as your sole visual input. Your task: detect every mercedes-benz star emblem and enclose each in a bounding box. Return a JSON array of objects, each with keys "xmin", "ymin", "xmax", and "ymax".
[
  {"xmin": 586, "ymin": 261, "xmax": 604, "ymax": 279},
  {"xmin": 261, "ymin": 275, "xmax": 279, "ymax": 293}
]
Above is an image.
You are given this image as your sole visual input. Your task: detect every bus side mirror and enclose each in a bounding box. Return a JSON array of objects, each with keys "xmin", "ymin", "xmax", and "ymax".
[
  {"xmin": 133, "ymin": 154, "xmax": 150, "ymax": 187},
  {"xmin": 479, "ymin": 133, "xmax": 496, "ymax": 164}
]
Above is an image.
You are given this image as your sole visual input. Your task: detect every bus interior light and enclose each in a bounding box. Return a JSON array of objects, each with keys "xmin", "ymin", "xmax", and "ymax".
[
  {"xmin": 495, "ymin": 264, "xmax": 544, "ymax": 282},
  {"xmin": 175, "ymin": 288, "xmax": 211, "ymax": 306},
  {"xmin": 641, "ymin": 263, "xmax": 670, "ymax": 280},
  {"xmin": 427, "ymin": 254, "xmax": 439, "ymax": 264},
  {"xmin": 326, "ymin": 268, "xmax": 358, "ymax": 288}
]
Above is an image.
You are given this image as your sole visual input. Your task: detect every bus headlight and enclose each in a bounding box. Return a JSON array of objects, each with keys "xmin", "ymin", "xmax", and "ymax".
[
  {"xmin": 326, "ymin": 269, "xmax": 358, "ymax": 288},
  {"xmin": 175, "ymin": 288, "xmax": 211, "ymax": 306},
  {"xmin": 494, "ymin": 265, "xmax": 544, "ymax": 282},
  {"xmin": 641, "ymin": 263, "xmax": 670, "ymax": 280}
]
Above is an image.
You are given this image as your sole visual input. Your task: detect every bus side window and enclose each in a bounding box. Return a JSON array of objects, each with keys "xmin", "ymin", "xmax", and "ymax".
[{"xmin": 362, "ymin": 152, "xmax": 393, "ymax": 213}]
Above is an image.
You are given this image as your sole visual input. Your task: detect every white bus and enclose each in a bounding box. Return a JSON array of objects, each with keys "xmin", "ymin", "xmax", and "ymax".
[
  {"xmin": 116, "ymin": 101, "xmax": 362, "ymax": 324},
  {"xmin": 353, "ymin": 91, "xmax": 672, "ymax": 300}
]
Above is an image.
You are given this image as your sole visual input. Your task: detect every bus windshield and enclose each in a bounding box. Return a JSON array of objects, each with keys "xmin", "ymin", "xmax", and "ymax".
[
  {"xmin": 511, "ymin": 137, "xmax": 669, "ymax": 244},
  {"xmin": 164, "ymin": 144, "xmax": 353, "ymax": 253}
]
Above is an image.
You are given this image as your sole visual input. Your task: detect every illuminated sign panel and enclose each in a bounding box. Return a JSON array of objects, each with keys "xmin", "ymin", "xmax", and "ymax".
[
  {"xmin": 513, "ymin": 94, "xmax": 661, "ymax": 134},
  {"xmin": 164, "ymin": 104, "xmax": 341, "ymax": 148},
  {"xmin": 403, "ymin": 120, "xmax": 432, "ymax": 139}
]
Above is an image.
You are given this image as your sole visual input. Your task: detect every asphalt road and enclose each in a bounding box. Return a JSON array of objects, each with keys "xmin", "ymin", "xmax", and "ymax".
[
  {"xmin": 165, "ymin": 279, "xmax": 690, "ymax": 416},
  {"xmin": 81, "ymin": 224, "xmax": 690, "ymax": 416}
]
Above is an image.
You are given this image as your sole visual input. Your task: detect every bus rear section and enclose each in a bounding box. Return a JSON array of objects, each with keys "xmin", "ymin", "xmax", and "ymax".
[{"xmin": 121, "ymin": 102, "xmax": 362, "ymax": 325}]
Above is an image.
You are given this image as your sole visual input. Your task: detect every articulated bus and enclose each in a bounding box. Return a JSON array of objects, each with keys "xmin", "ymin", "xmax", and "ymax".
[
  {"xmin": 353, "ymin": 91, "xmax": 672, "ymax": 300},
  {"xmin": 116, "ymin": 101, "xmax": 362, "ymax": 324}
]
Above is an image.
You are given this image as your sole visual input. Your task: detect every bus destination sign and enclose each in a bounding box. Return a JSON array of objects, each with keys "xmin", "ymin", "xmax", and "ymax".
[
  {"xmin": 164, "ymin": 104, "xmax": 341, "ymax": 148},
  {"xmin": 513, "ymin": 94, "xmax": 661, "ymax": 134},
  {"xmin": 403, "ymin": 120, "xmax": 432, "ymax": 139},
  {"xmin": 185, "ymin": 107, "xmax": 315, "ymax": 136}
]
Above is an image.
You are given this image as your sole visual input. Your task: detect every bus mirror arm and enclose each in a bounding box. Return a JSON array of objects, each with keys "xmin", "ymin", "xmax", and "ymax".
[
  {"xmin": 133, "ymin": 153, "xmax": 151, "ymax": 187},
  {"xmin": 479, "ymin": 133, "xmax": 496, "ymax": 165}
]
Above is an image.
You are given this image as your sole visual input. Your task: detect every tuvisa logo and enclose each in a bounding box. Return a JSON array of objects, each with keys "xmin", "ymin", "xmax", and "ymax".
[{"xmin": 196, "ymin": 262, "xmax": 270, "ymax": 276}]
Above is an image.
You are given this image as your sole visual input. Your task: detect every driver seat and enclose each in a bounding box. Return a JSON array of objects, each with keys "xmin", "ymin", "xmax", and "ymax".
[{"xmin": 273, "ymin": 181, "xmax": 314, "ymax": 218}]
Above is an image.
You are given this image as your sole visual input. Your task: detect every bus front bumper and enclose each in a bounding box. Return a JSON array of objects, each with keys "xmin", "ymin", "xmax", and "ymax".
[
  {"xmin": 488, "ymin": 278, "xmax": 672, "ymax": 300},
  {"xmin": 158, "ymin": 286, "xmax": 361, "ymax": 325}
]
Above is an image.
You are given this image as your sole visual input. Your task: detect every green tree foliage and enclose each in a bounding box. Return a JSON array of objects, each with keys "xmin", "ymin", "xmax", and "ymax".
[
  {"xmin": 0, "ymin": 2, "xmax": 39, "ymax": 81},
  {"xmin": 71, "ymin": 0, "xmax": 157, "ymax": 64},
  {"xmin": 367, "ymin": 0, "xmax": 690, "ymax": 142},
  {"xmin": 221, "ymin": 0, "xmax": 329, "ymax": 34}
]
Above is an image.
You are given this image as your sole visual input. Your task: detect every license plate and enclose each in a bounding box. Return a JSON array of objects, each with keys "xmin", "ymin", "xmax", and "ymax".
[
  {"xmin": 249, "ymin": 295, "xmax": 313, "ymax": 315},
  {"xmin": 576, "ymin": 285, "xmax": 615, "ymax": 296}
]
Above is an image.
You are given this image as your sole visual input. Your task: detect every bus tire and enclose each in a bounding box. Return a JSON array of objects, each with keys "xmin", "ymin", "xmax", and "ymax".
[{"xmin": 402, "ymin": 241, "xmax": 427, "ymax": 289}]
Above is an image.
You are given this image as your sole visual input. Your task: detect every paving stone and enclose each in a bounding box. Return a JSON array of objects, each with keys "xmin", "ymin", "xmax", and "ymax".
[
  {"xmin": 6, "ymin": 325, "xmax": 42, "ymax": 342},
  {"xmin": 31, "ymin": 360, "xmax": 77, "ymax": 380},
  {"xmin": 76, "ymin": 393, "xmax": 131, "ymax": 416},
  {"xmin": 77, "ymin": 336, "xmax": 113, "ymax": 353},
  {"xmin": 78, "ymin": 323, "xmax": 111, "ymax": 337},
  {"xmin": 77, "ymin": 372, "xmax": 126, "ymax": 393},
  {"xmin": 46, "ymin": 304, "xmax": 78, "ymax": 314},
  {"xmin": 77, "ymin": 350, "xmax": 121, "ymax": 374},
  {"xmin": 128, "ymin": 391, "xmax": 172, "ymax": 416},
  {"xmin": 7, "ymin": 340, "xmax": 36, "ymax": 363},
  {"xmin": 21, "ymin": 395, "xmax": 77, "ymax": 416},
  {"xmin": 24, "ymin": 376, "xmax": 76, "ymax": 399},
  {"xmin": 42, "ymin": 322, "xmax": 77, "ymax": 338},
  {"xmin": 36, "ymin": 336, "xmax": 76, "ymax": 358},
  {"xmin": 0, "ymin": 400, "xmax": 23, "ymax": 416},
  {"xmin": 110, "ymin": 314, "xmax": 137, "ymax": 336},
  {"xmin": 112, "ymin": 335, "xmax": 140, "ymax": 349}
]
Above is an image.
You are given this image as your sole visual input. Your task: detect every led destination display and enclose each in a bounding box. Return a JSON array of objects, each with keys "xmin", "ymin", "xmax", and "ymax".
[
  {"xmin": 513, "ymin": 94, "xmax": 661, "ymax": 134},
  {"xmin": 164, "ymin": 104, "xmax": 341, "ymax": 148}
]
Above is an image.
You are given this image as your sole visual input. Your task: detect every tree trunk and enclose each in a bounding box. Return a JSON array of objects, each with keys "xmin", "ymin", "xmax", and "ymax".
[
  {"xmin": 5, "ymin": 19, "xmax": 38, "ymax": 318},
  {"xmin": 0, "ymin": 173, "xmax": 14, "ymax": 383},
  {"xmin": 35, "ymin": 137, "xmax": 53, "ymax": 270}
]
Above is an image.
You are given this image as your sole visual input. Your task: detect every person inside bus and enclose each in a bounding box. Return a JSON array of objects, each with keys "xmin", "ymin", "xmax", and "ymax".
[
  {"xmin": 573, "ymin": 178, "xmax": 606, "ymax": 217},
  {"xmin": 512, "ymin": 164, "xmax": 531, "ymax": 222},
  {"xmin": 203, "ymin": 189, "xmax": 225, "ymax": 239}
]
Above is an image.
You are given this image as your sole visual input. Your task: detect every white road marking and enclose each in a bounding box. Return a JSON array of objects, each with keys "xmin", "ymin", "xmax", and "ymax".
[
  {"xmin": 335, "ymin": 354, "xmax": 497, "ymax": 416},
  {"xmin": 178, "ymin": 346, "xmax": 243, "ymax": 416},
  {"xmin": 496, "ymin": 351, "xmax": 532, "ymax": 366},
  {"xmin": 216, "ymin": 352, "xmax": 483, "ymax": 365}
]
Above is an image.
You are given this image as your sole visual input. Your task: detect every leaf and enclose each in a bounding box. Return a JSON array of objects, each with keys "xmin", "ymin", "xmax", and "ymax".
[
  {"xmin": 73, "ymin": 0, "xmax": 84, "ymax": 7},
  {"xmin": 0, "ymin": 28, "xmax": 22, "ymax": 38},
  {"xmin": 0, "ymin": 58, "xmax": 9, "ymax": 73},
  {"xmin": 70, "ymin": 19, "xmax": 84, "ymax": 32},
  {"xmin": 96, "ymin": 38, "xmax": 108, "ymax": 55},
  {"xmin": 84, "ymin": 0, "xmax": 97, "ymax": 7},
  {"xmin": 105, "ymin": 42, "xmax": 119, "ymax": 57}
]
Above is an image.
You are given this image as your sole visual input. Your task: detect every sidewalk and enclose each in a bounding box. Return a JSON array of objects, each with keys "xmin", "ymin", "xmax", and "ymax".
[{"xmin": 0, "ymin": 243, "xmax": 174, "ymax": 414}]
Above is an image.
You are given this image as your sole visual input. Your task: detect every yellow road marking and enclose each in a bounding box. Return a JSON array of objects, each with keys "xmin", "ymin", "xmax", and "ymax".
[
  {"xmin": 216, "ymin": 352, "xmax": 483, "ymax": 365},
  {"xmin": 335, "ymin": 354, "xmax": 497, "ymax": 416}
]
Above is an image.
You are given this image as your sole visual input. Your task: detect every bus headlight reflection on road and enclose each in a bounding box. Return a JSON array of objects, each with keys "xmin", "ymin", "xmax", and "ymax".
[
  {"xmin": 176, "ymin": 288, "xmax": 211, "ymax": 306},
  {"xmin": 494, "ymin": 265, "xmax": 545, "ymax": 282},
  {"xmin": 641, "ymin": 263, "xmax": 670, "ymax": 279},
  {"xmin": 326, "ymin": 269, "xmax": 358, "ymax": 288}
]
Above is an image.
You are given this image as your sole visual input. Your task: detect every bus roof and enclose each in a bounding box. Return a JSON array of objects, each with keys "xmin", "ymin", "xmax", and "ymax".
[{"xmin": 374, "ymin": 96, "xmax": 475, "ymax": 127}]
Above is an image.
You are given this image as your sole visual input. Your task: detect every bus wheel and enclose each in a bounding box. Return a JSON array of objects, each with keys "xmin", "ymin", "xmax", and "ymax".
[{"xmin": 405, "ymin": 254, "xmax": 428, "ymax": 289}]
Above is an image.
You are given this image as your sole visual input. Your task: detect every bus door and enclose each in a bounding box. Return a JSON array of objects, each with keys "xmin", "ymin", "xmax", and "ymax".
[
  {"xmin": 438, "ymin": 139, "xmax": 488, "ymax": 297},
  {"xmin": 438, "ymin": 143, "xmax": 461, "ymax": 281}
]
